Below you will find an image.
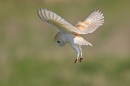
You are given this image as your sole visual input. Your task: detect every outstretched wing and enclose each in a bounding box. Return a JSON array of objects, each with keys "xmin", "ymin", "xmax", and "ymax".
[
  {"xmin": 76, "ymin": 10, "xmax": 104, "ymax": 34},
  {"xmin": 37, "ymin": 8, "xmax": 81, "ymax": 34}
]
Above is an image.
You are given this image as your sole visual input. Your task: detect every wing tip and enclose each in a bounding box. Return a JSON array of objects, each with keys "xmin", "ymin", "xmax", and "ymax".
[
  {"xmin": 37, "ymin": 8, "xmax": 47, "ymax": 21},
  {"xmin": 91, "ymin": 9, "xmax": 104, "ymax": 23},
  {"xmin": 37, "ymin": 8, "xmax": 42, "ymax": 19},
  {"xmin": 37, "ymin": 8, "xmax": 46, "ymax": 15},
  {"xmin": 37, "ymin": 8, "xmax": 52, "ymax": 22}
]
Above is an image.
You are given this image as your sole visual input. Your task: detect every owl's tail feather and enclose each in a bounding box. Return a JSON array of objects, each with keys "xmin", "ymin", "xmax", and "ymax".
[{"xmin": 74, "ymin": 36, "xmax": 92, "ymax": 46}]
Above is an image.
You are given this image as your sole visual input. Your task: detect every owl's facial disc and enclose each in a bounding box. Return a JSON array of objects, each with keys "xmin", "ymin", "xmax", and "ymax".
[{"xmin": 54, "ymin": 40, "xmax": 65, "ymax": 46}]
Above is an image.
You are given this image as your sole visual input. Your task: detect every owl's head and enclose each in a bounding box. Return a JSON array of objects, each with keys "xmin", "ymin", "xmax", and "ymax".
[{"xmin": 54, "ymin": 32, "xmax": 66, "ymax": 46}]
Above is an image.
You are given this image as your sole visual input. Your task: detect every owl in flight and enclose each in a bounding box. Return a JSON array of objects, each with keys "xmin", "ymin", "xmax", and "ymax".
[{"xmin": 37, "ymin": 8, "xmax": 104, "ymax": 63}]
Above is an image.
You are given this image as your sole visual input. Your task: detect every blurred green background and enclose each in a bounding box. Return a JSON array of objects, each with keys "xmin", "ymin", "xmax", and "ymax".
[{"xmin": 0, "ymin": 0, "xmax": 130, "ymax": 86}]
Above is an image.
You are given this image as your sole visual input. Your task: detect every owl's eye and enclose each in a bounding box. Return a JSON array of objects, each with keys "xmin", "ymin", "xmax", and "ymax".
[{"xmin": 57, "ymin": 41, "xmax": 60, "ymax": 43}]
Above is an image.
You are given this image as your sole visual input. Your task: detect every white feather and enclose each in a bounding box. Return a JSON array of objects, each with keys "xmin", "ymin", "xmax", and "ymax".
[{"xmin": 37, "ymin": 8, "xmax": 81, "ymax": 34}]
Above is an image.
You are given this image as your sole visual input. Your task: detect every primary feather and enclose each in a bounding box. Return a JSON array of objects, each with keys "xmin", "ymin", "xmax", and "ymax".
[
  {"xmin": 76, "ymin": 10, "xmax": 104, "ymax": 34},
  {"xmin": 37, "ymin": 8, "xmax": 81, "ymax": 34}
]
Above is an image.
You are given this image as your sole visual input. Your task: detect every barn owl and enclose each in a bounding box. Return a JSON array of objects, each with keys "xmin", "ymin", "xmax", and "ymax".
[{"xmin": 37, "ymin": 8, "xmax": 104, "ymax": 63}]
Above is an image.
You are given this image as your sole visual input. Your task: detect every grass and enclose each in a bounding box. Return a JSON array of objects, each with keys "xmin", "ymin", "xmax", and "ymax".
[{"xmin": 0, "ymin": 56, "xmax": 130, "ymax": 86}]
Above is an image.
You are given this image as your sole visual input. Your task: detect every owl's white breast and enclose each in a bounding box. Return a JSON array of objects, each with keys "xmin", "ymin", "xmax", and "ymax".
[{"xmin": 61, "ymin": 32, "xmax": 75, "ymax": 44}]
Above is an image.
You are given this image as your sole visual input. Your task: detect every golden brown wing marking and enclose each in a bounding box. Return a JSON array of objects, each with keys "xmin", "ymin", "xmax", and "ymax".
[{"xmin": 76, "ymin": 20, "xmax": 89, "ymax": 31}]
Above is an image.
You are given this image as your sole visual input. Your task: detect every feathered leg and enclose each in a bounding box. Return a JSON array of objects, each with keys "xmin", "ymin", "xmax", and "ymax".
[
  {"xmin": 70, "ymin": 44, "xmax": 80, "ymax": 63},
  {"xmin": 73, "ymin": 36, "xmax": 92, "ymax": 63},
  {"xmin": 74, "ymin": 46, "xmax": 80, "ymax": 63},
  {"xmin": 79, "ymin": 47, "xmax": 84, "ymax": 62}
]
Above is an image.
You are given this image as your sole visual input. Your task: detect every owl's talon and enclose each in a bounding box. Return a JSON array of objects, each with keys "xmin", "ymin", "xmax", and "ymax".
[
  {"xmin": 74, "ymin": 58, "xmax": 79, "ymax": 63},
  {"xmin": 79, "ymin": 57, "xmax": 84, "ymax": 62},
  {"xmin": 74, "ymin": 58, "xmax": 84, "ymax": 63}
]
